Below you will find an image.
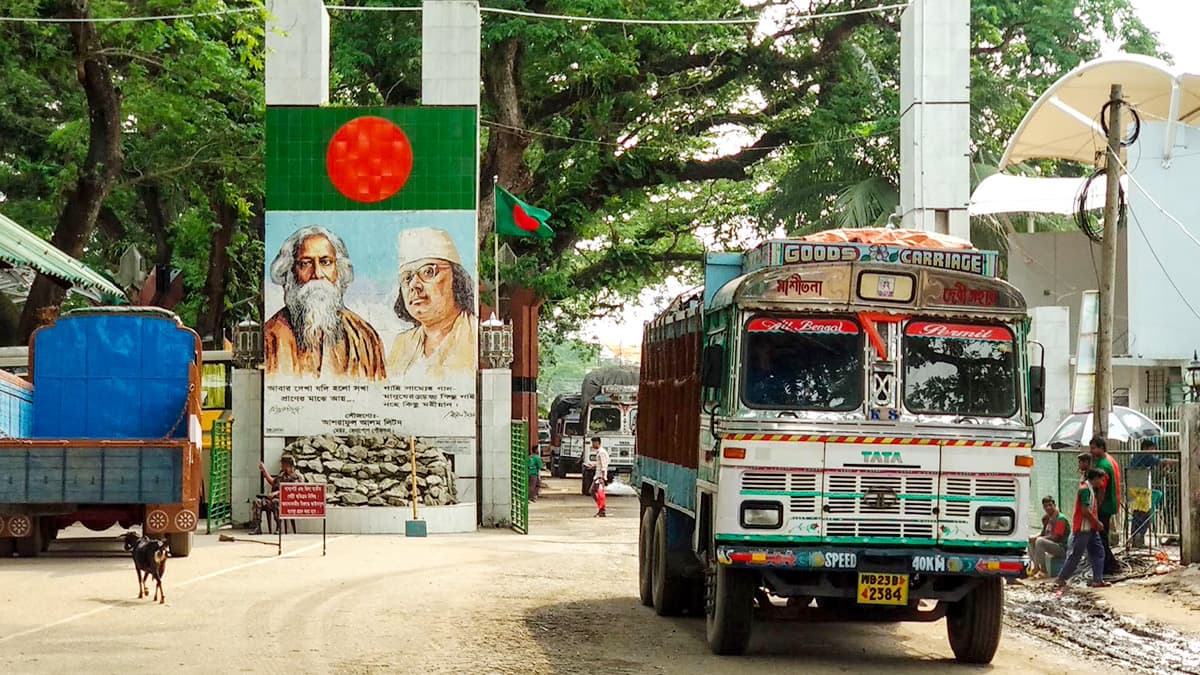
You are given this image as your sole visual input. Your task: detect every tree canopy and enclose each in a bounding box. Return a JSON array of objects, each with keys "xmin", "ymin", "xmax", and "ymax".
[{"xmin": 0, "ymin": 0, "xmax": 1161, "ymax": 344}]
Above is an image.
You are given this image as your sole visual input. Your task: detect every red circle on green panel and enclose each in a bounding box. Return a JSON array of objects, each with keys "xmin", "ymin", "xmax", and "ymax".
[{"xmin": 325, "ymin": 116, "xmax": 413, "ymax": 203}]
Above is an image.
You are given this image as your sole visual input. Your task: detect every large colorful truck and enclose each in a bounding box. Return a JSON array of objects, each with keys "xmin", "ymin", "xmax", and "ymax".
[
  {"xmin": 578, "ymin": 365, "xmax": 639, "ymax": 493},
  {"xmin": 634, "ymin": 229, "xmax": 1043, "ymax": 663},
  {"xmin": 0, "ymin": 308, "xmax": 203, "ymax": 557}
]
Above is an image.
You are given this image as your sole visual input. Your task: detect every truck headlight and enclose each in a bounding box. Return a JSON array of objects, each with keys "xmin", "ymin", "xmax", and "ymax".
[
  {"xmin": 976, "ymin": 507, "xmax": 1015, "ymax": 535},
  {"xmin": 740, "ymin": 502, "xmax": 783, "ymax": 529}
]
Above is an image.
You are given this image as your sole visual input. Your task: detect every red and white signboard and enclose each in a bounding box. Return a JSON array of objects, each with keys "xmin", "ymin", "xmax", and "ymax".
[
  {"xmin": 747, "ymin": 317, "xmax": 859, "ymax": 335},
  {"xmin": 279, "ymin": 483, "xmax": 327, "ymax": 519},
  {"xmin": 905, "ymin": 322, "xmax": 1011, "ymax": 342}
]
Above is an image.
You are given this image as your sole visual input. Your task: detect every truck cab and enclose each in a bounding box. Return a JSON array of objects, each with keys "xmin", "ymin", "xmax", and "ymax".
[
  {"xmin": 634, "ymin": 230, "xmax": 1043, "ymax": 664},
  {"xmin": 580, "ymin": 386, "xmax": 638, "ymax": 493}
]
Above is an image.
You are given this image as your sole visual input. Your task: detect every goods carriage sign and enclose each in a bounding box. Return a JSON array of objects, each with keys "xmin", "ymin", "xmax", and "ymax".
[{"xmin": 744, "ymin": 240, "xmax": 998, "ymax": 278}]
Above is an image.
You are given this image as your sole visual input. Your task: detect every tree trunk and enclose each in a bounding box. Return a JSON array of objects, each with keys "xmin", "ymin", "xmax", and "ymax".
[
  {"xmin": 138, "ymin": 182, "xmax": 172, "ymax": 269},
  {"xmin": 479, "ymin": 38, "xmax": 534, "ymax": 238},
  {"xmin": 18, "ymin": 0, "xmax": 123, "ymax": 341},
  {"xmin": 196, "ymin": 198, "xmax": 238, "ymax": 348}
]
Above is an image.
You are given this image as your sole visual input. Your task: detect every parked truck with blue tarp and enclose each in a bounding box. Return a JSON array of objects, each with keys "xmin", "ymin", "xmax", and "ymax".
[
  {"xmin": 0, "ymin": 308, "xmax": 203, "ymax": 558},
  {"xmin": 634, "ymin": 229, "xmax": 1044, "ymax": 663}
]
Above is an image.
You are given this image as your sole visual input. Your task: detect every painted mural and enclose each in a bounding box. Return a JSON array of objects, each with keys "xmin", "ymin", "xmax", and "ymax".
[{"xmin": 264, "ymin": 107, "xmax": 478, "ymax": 439}]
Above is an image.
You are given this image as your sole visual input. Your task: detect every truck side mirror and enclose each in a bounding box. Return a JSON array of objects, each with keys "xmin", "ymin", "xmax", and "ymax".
[
  {"xmin": 1030, "ymin": 365, "xmax": 1046, "ymax": 415},
  {"xmin": 701, "ymin": 344, "xmax": 725, "ymax": 389}
]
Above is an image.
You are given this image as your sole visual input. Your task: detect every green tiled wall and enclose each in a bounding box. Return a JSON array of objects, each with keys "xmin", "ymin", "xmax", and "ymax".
[{"xmin": 266, "ymin": 106, "xmax": 477, "ymax": 211}]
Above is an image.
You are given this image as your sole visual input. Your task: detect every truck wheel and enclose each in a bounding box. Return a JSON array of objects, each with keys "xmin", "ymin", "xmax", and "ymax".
[
  {"xmin": 581, "ymin": 468, "xmax": 595, "ymax": 495},
  {"xmin": 638, "ymin": 506, "xmax": 657, "ymax": 607},
  {"xmin": 947, "ymin": 578, "xmax": 1003, "ymax": 664},
  {"xmin": 168, "ymin": 531, "xmax": 194, "ymax": 558},
  {"xmin": 705, "ymin": 561, "xmax": 755, "ymax": 655},
  {"xmin": 652, "ymin": 509, "xmax": 688, "ymax": 616},
  {"xmin": 14, "ymin": 518, "xmax": 42, "ymax": 558}
]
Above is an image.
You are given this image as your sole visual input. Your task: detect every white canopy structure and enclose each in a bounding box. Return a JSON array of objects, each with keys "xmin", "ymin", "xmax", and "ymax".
[
  {"xmin": 970, "ymin": 55, "xmax": 1200, "ymax": 218},
  {"xmin": 999, "ymin": 54, "xmax": 1200, "ymax": 170}
]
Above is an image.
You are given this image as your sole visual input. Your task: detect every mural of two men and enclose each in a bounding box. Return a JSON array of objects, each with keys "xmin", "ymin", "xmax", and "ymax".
[{"xmin": 264, "ymin": 225, "xmax": 478, "ymax": 381}]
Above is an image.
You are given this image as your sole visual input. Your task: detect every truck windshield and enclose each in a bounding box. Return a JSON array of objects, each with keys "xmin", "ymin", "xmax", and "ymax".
[
  {"xmin": 565, "ymin": 420, "xmax": 581, "ymax": 435},
  {"xmin": 588, "ymin": 406, "xmax": 622, "ymax": 433},
  {"xmin": 741, "ymin": 316, "xmax": 863, "ymax": 411},
  {"xmin": 903, "ymin": 321, "xmax": 1017, "ymax": 417}
]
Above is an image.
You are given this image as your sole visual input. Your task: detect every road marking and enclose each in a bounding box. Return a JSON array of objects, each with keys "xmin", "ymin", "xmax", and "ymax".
[{"xmin": 0, "ymin": 536, "xmax": 343, "ymax": 644}]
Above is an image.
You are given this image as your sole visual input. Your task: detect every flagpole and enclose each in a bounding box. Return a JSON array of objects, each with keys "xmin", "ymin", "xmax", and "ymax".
[{"xmin": 492, "ymin": 175, "xmax": 500, "ymax": 322}]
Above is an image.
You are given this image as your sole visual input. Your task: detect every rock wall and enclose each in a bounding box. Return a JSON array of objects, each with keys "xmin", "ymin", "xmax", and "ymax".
[{"xmin": 284, "ymin": 434, "xmax": 459, "ymax": 507}]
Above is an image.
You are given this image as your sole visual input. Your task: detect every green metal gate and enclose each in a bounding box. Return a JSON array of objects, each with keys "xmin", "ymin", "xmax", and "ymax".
[
  {"xmin": 511, "ymin": 420, "xmax": 529, "ymax": 534},
  {"xmin": 206, "ymin": 419, "xmax": 233, "ymax": 533}
]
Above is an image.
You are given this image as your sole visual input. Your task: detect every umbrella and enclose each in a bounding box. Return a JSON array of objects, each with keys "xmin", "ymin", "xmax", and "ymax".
[{"xmin": 1040, "ymin": 406, "xmax": 1164, "ymax": 448}]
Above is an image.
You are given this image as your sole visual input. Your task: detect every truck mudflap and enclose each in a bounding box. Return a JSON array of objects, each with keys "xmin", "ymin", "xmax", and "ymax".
[{"xmin": 716, "ymin": 545, "xmax": 1026, "ymax": 578}]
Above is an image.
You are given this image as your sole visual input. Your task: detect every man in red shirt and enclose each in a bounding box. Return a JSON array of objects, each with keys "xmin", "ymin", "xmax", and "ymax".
[
  {"xmin": 1055, "ymin": 457, "xmax": 1110, "ymax": 589},
  {"xmin": 1089, "ymin": 436, "xmax": 1122, "ymax": 575},
  {"xmin": 1028, "ymin": 495, "xmax": 1070, "ymax": 578}
]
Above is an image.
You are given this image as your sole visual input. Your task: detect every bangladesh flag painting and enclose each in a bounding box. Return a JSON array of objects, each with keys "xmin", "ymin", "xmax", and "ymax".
[{"xmin": 266, "ymin": 107, "xmax": 477, "ymax": 212}]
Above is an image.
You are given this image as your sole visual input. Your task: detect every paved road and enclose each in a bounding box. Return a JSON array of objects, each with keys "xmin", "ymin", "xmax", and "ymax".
[{"xmin": 0, "ymin": 476, "xmax": 1103, "ymax": 674}]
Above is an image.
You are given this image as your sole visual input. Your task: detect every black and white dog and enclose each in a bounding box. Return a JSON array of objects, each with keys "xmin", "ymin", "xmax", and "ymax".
[{"xmin": 119, "ymin": 532, "xmax": 169, "ymax": 604}]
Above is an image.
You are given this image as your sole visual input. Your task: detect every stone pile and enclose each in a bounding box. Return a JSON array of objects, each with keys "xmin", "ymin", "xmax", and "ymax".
[{"xmin": 284, "ymin": 434, "xmax": 459, "ymax": 507}]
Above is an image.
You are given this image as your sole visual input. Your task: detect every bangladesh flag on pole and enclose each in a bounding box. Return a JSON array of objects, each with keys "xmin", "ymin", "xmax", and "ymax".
[{"xmin": 495, "ymin": 185, "xmax": 553, "ymax": 239}]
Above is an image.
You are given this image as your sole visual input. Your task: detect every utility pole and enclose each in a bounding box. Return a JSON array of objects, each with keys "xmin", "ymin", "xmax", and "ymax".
[{"xmin": 1093, "ymin": 84, "xmax": 1123, "ymax": 439}]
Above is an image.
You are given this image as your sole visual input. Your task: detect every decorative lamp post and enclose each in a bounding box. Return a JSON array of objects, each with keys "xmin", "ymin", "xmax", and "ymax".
[
  {"xmin": 232, "ymin": 319, "xmax": 263, "ymax": 369},
  {"xmin": 1187, "ymin": 351, "xmax": 1200, "ymax": 402},
  {"xmin": 479, "ymin": 318, "xmax": 513, "ymax": 369}
]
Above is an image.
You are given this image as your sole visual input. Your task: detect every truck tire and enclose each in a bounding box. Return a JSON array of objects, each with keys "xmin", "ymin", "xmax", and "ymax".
[
  {"xmin": 168, "ymin": 531, "xmax": 194, "ymax": 558},
  {"xmin": 947, "ymin": 578, "xmax": 1003, "ymax": 664},
  {"xmin": 14, "ymin": 518, "xmax": 42, "ymax": 558},
  {"xmin": 705, "ymin": 561, "xmax": 755, "ymax": 655},
  {"xmin": 638, "ymin": 506, "xmax": 657, "ymax": 607},
  {"xmin": 652, "ymin": 509, "xmax": 688, "ymax": 616},
  {"xmin": 550, "ymin": 456, "xmax": 561, "ymax": 479},
  {"xmin": 581, "ymin": 467, "xmax": 595, "ymax": 495}
]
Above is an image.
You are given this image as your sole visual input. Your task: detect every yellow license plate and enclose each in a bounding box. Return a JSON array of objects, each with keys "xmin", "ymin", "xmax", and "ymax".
[{"xmin": 856, "ymin": 573, "xmax": 909, "ymax": 606}]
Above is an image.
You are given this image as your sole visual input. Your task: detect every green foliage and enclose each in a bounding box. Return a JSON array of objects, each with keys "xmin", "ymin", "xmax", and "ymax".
[{"xmin": 0, "ymin": 0, "xmax": 267, "ymax": 336}]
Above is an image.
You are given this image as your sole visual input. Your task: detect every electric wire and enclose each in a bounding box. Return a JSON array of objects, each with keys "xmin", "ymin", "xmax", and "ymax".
[
  {"xmin": 1127, "ymin": 208, "xmax": 1200, "ymax": 323},
  {"xmin": 324, "ymin": 3, "xmax": 910, "ymax": 25},
  {"xmin": 0, "ymin": 7, "xmax": 261, "ymax": 23},
  {"xmin": 483, "ymin": 119, "xmax": 897, "ymax": 154},
  {"xmin": 1110, "ymin": 152, "xmax": 1200, "ymax": 254}
]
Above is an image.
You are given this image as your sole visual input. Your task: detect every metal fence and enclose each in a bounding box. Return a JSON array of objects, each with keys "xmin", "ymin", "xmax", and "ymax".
[
  {"xmin": 1030, "ymin": 447, "xmax": 1182, "ymax": 551},
  {"xmin": 206, "ymin": 419, "xmax": 233, "ymax": 534},
  {"xmin": 510, "ymin": 420, "xmax": 529, "ymax": 535}
]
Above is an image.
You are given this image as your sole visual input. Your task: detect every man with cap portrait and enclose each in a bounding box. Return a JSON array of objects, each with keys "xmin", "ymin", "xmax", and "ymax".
[
  {"xmin": 264, "ymin": 225, "xmax": 387, "ymax": 381},
  {"xmin": 388, "ymin": 227, "xmax": 478, "ymax": 378}
]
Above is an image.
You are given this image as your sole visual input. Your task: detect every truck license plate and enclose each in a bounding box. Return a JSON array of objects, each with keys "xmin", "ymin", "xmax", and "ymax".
[{"xmin": 856, "ymin": 573, "xmax": 908, "ymax": 606}]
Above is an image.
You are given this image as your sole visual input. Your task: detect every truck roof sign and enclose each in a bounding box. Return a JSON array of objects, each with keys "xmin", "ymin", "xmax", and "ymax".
[{"xmin": 743, "ymin": 240, "xmax": 998, "ymax": 278}]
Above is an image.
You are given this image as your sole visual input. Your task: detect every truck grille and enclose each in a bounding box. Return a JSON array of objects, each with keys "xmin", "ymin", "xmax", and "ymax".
[
  {"xmin": 943, "ymin": 477, "xmax": 1017, "ymax": 518},
  {"xmin": 825, "ymin": 473, "xmax": 935, "ymax": 517},
  {"xmin": 740, "ymin": 471, "xmax": 820, "ymax": 515},
  {"xmin": 825, "ymin": 521, "xmax": 935, "ymax": 539}
]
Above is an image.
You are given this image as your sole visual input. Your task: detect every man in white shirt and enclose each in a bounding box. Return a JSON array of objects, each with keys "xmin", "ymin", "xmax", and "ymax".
[{"xmin": 589, "ymin": 436, "xmax": 610, "ymax": 517}]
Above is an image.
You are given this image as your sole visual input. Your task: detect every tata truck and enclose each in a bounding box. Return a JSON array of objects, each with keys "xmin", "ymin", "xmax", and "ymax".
[
  {"xmin": 579, "ymin": 365, "xmax": 639, "ymax": 494},
  {"xmin": 548, "ymin": 393, "xmax": 584, "ymax": 477},
  {"xmin": 0, "ymin": 308, "xmax": 203, "ymax": 557},
  {"xmin": 634, "ymin": 229, "xmax": 1043, "ymax": 663}
]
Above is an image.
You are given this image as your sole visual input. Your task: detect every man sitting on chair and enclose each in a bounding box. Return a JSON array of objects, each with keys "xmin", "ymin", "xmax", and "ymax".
[{"xmin": 251, "ymin": 455, "xmax": 305, "ymax": 535}]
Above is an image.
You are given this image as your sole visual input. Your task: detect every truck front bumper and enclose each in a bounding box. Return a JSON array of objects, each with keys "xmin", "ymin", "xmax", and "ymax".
[{"xmin": 716, "ymin": 544, "xmax": 1027, "ymax": 579}]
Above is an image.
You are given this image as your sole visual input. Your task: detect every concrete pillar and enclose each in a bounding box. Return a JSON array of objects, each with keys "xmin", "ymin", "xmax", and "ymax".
[
  {"xmin": 899, "ymin": 0, "xmax": 970, "ymax": 240},
  {"xmin": 265, "ymin": 0, "xmax": 329, "ymax": 106},
  {"xmin": 230, "ymin": 369, "xmax": 263, "ymax": 524},
  {"xmin": 422, "ymin": 1, "xmax": 481, "ymax": 106},
  {"xmin": 1029, "ymin": 306, "xmax": 1071, "ymax": 445},
  {"xmin": 479, "ymin": 368, "xmax": 513, "ymax": 527},
  {"xmin": 1182, "ymin": 403, "xmax": 1200, "ymax": 564}
]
